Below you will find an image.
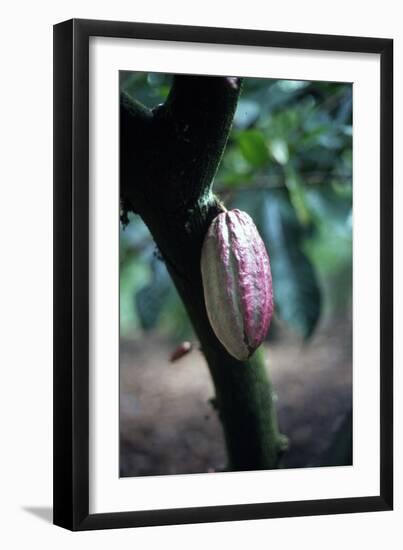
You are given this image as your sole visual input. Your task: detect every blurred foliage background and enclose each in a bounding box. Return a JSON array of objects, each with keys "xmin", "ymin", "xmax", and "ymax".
[{"xmin": 120, "ymin": 73, "xmax": 352, "ymax": 343}]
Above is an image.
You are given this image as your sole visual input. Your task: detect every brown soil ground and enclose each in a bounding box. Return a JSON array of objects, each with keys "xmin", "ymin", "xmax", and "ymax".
[{"xmin": 120, "ymin": 316, "xmax": 352, "ymax": 477}]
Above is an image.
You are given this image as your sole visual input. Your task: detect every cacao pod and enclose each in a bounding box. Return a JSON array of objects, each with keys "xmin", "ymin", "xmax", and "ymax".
[{"xmin": 201, "ymin": 209, "xmax": 274, "ymax": 361}]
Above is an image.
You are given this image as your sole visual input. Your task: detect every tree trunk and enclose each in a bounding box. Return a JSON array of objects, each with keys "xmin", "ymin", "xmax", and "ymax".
[{"xmin": 120, "ymin": 74, "xmax": 286, "ymax": 470}]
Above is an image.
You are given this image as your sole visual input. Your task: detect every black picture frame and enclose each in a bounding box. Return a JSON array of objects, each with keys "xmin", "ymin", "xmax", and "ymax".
[{"xmin": 53, "ymin": 18, "xmax": 393, "ymax": 531}]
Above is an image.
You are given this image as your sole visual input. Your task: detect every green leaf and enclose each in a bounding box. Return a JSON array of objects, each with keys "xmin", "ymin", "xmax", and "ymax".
[
  {"xmin": 304, "ymin": 187, "xmax": 352, "ymax": 236},
  {"xmin": 120, "ymin": 256, "xmax": 150, "ymax": 335},
  {"xmin": 237, "ymin": 129, "xmax": 270, "ymax": 167},
  {"xmin": 147, "ymin": 72, "xmax": 167, "ymax": 87},
  {"xmin": 135, "ymin": 256, "xmax": 171, "ymax": 331},
  {"xmin": 259, "ymin": 189, "xmax": 321, "ymax": 338},
  {"xmin": 269, "ymin": 138, "xmax": 289, "ymax": 165},
  {"xmin": 284, "ymin": 167, "xmax": 311, "ymax": 226},
  {"xmin": 234, "ymin": 99, "xmax": 260, "ymax": 129}
]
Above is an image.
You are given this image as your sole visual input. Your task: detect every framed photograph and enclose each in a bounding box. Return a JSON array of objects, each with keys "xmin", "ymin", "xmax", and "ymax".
[{"xmin": 53, "ymin": 19, "xmax": 393, "ymax": 530}]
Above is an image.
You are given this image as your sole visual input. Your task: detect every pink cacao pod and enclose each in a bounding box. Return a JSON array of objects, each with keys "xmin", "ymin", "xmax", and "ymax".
[{"xmin": 201, "ymin": 209, "xmax": 274, "ymax": 361}]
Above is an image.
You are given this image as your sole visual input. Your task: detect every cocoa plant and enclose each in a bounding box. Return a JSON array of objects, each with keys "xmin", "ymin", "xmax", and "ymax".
[{"xmin": 121, "ymin": 75, "xmax": 286, "ymax": 470}]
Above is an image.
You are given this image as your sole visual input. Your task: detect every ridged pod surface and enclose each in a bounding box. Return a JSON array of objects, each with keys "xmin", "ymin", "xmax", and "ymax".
[{"xmin": 201, "ymin": 209, "xmax": 274, "ymax": 361}]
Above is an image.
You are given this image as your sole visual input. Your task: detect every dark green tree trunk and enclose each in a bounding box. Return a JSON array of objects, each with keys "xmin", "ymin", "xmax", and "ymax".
[{"xmin": 121, "ymin": 75, "xmax": 286, "ymax": 470}]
